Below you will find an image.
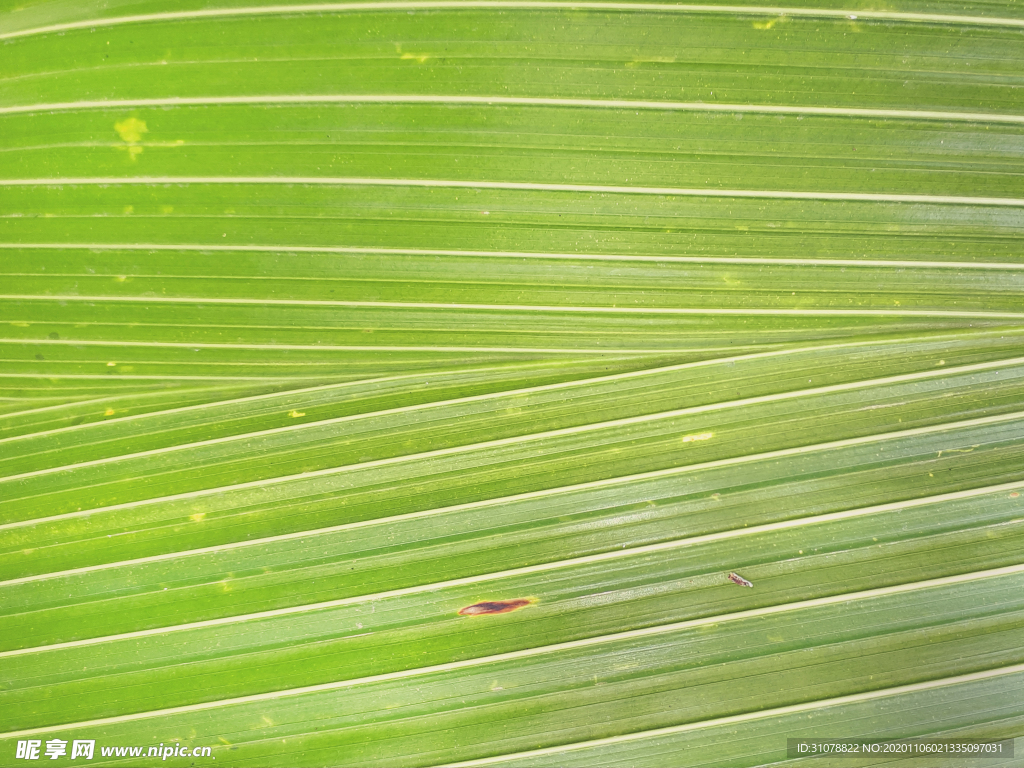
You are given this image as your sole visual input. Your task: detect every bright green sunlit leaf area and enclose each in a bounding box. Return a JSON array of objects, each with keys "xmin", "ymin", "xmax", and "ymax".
[{"xmin": 1, "ymin": 0, "xmax": 1023, "ymax": 765}]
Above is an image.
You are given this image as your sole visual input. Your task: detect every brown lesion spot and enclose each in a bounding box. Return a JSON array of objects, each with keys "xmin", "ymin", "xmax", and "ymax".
[{"xmin": 458, "ymin": 599, "xmax": 533, "ymax": 616}]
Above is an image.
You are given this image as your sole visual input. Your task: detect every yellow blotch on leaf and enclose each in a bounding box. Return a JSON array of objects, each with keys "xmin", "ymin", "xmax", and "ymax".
[
  {"xmin": 681, "ymin": 432, "xmax": 714, "ymax": 443},
  {"xmin": 104, "ymin": 408, "xmax": 116, "ymax": 416},
  {"xmin": 288, "ymin": 410, "xmax": 305, "ymax": 418},
  {"xmin": 115, "ymin": 117, "xmax": 147, "ymax": 161},
  {"xmin": 400, "ymin": 52, "xmax": 430, "ymax": 63},
  {"xmin": 115, "ymin": 117, "xmax": 148, "ymax": 143},
  {"xmin": 190, "ymin": 512, "xmax": 206, "ymax": 522}
]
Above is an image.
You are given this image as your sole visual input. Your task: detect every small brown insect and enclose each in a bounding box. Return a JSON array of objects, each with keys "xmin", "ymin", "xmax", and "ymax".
[
  {"xmin": 728, "ymin": 572, "xmax": 753, "ymax": 588},
  {"xmin": 458, "ymin": 599, "xmax": 533, "ymax": 616}
]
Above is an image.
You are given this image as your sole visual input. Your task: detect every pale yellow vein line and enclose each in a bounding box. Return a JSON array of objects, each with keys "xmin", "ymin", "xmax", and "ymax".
[
  {"xmin": 1, "ymin": 95, "xmax": 1022, "ymax": 124},
  {"xmin": 0, "ymin": 396, "xmax": 118, "ymax": 416},
  {"xmin": 4, "ymin": 243, "xmax": 1024, "ymax": 271},
  {"xmin": 0, "ymin": 405, "xmax": 1020, "ymax": 533},
  {"xmin": 2, "ymin": 565, "xmax": 1022, "ymax": 739},
  {"xmin": 2, "ymin": 177, "xmax": 1021, "ymax": 207},
  {"xmin": 0, "ymin": 373, "xmax": 326, "ymax": 380},
  {"xmin": 4, "ymin": 295, "xmax": 1023, "ymax": 320},
  {"xmin": 3, "ymin": 467, "xmax": 1021, "ymax": 599},
  {"xmin": 0, "ymin": 358, "xmax": 429, "ymax": 368},
  {"xmin": 2, "ymin": 353, "xmax": 1020, "ymax": 486},
  {"xmin": 1, "ymin": 0, "xmax": 1022, "ymax": 43},
  {"xmin": 0, "ymin": 388, "xmax": 232, "ymax": 422},
  {"xmin": 0, "ymin": 342, "xmax": 686, "ymax": 355},
  {"xmin": 0, "ymin": 335, "xmax": 949, "ymax": 447},
  {"xmin": 439, "ymin": 661, "xmax": 1024, "ymax": 767}
]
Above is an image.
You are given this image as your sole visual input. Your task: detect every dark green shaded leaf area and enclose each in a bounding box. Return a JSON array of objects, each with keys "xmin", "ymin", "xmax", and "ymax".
[{"xmin": 1, "ymin": 1, "xmax": 1022, "ymax": 766}]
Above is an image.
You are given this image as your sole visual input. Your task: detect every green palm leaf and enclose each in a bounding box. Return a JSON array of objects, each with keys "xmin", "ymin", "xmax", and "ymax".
[{"xmin": 1, "ymin": 1, "xmax": 1022, "ymax": 765}]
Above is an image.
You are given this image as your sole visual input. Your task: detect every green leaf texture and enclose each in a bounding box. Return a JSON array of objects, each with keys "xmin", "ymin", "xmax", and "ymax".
[{"xmin": 1, "ymin": 1, "xmax": 1023, "ymax": 765}]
